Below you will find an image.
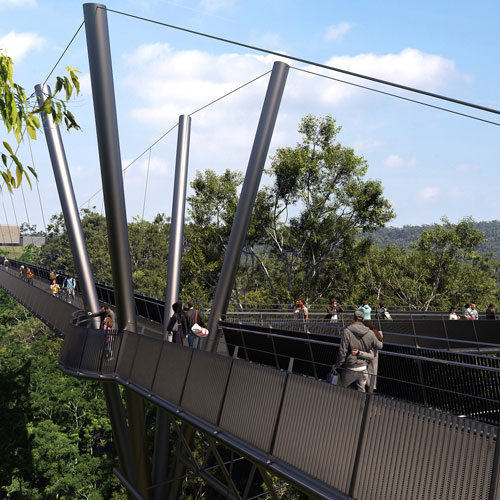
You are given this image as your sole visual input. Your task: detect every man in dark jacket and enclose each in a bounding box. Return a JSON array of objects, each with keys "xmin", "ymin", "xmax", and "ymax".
[
  {"xmin": 87, "ymin": 305, "xmax": 116, "ymax": 329},
  {"xmin": 184, "ymin": 300, "xmax": 205, "ymax": 348},
  {"xmin": 332, "ymin": 310, "xmax": 383, "ymax": 392},
  {"xmin": 166, "ymin": 300, "xmax": 188, "ymax": 344}
]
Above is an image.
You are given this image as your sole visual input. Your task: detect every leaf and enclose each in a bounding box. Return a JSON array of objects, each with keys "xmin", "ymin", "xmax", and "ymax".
[
  {"xmin": 23, "ymin": 167, "xmax": 33, "ymax": 189},
  {"xmin": 1, "ymin": 171, "xmax": 13, "ymax": 192},
  {"xmin": 16, "ymin": 165, "xmax": 23, "ymax": 187},
  {"xmin": 27, "ymin": 165, "xmax": 38, "ymax": 179},
  {"xmin": 64, "ymin": 76, "xmax": 72, "ymax": 100},
  {"xmin": 3, "ymin": 141, "xmax": 14, "ymax": 155}
]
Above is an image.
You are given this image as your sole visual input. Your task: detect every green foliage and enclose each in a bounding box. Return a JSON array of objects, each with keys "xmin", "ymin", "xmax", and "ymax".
[
  {"xmin": 0, "ymin": 53, "xmax": 80, "ymax": 192},
  {"xmin": 260, "ymin": 114, "xmax": 394, "ymax": 303},
  {"xmin": 19, "ymin": 243, "xmax": 41, "ymax": 265},
  {"xmin": 0, "ymin": 291, "xmax": 124, "ymax": 498},
  {"xmin": 370, "ymin": 219, "xmax": 500, "ymax": 264},
  {"xmin": 361, "ymin": 217, "xmax": 500, "ymax": 309}
]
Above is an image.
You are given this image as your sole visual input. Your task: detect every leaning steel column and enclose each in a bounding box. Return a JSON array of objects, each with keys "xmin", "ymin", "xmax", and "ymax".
[
  {"xmin": 162, "ymin": 115, "xmax": 191, "ymax": 338},
  {"xmin": 83, "ymin": 3, "xmax": 151, "ymax": 497},
  {"xmin": 35, "ymin": 83, "xmax": 134, "ymax": 487},
  {"xmin": 152, "ymin": 115, "xmax": 191, "ymax": 500},
  {"xmin": 169, "ymin": 61, "xmax": 288, "ymax": 500},
  {"xmin": 205, "ymin": 61, "xmax": 289, "ymax": 352}
]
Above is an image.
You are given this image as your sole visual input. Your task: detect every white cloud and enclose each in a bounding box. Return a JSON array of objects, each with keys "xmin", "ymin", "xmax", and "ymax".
[
  {"xmin": 417, "ymin": 186, "xmax": 440, "ymax": 203},
  {"xmin": 0, "ymin": 0, "xmax": 36, "ymax": 6},
  {"xmin": 119, "ymin": 44, "xmax": 463, "ymax": 184},
  {"xmin": 324, "ymin": 48, "xmax": 459, "ymax": 91},
  {"xmin": 384, "ymin": 154, "xmax": 416, "ymax": 169},
  {"xmin": 0, "ymin": 31, "xmax": 45, "ymax": 62},
  {"xmin": 123, "ymin": 45, "xmax": 459, "ymax": 129},
  {"xmin": 325, "ymin": 22, "xmax": 353, "ymax": 41}
]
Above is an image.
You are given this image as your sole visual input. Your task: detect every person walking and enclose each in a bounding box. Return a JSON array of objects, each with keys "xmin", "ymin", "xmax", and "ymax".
[
  {"xmin": 63, "ymin": 273, "xmax": 76, "ymax": 303},
  {"xmin": 185, "ymin": 300, "xmax": 205, "ymax": 349},
  {"xmin": 448, "ymin": 307, "xmax": 458, "ymax": 320},
  {"xmin": 362, "ymin": 320, "xmax": 383, "ymax": 392},
  {"xmin": 331, "ymin": 310, "xmax": 383, "ymax": 392},
  {"xmin": 26, "ymin": 266, "xmax": 34, "ymax": 285},
  {"xmin": 375, "ymin": 301, "xmax": 391, "ymax": 320},
  {"xmin": 469, "ymin": 303, "xmax": 479, "ymax": 320},
  {"xmin": 325, "ymin": 299, "xmax": 343, "ymax": 323},
  {"xmin": 50, "ymin": 279, "xmax": 61, "ymax": 298},
  {"xmin": 166, "ymin": 300, "xmax": 188, "ymax": 345},
  {"xmin": 358, "ymin": 301, "xmax": 372, "ymax": 320},
  {"xmin": 486, "ymin": 304, "xmax": 496, "ymax": 320}
]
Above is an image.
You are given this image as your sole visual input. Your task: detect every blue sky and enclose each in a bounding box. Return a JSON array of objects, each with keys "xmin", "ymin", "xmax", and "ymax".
[{"xmin": 1, "ymin": 0, "xmax": 499, "ymax": 231}]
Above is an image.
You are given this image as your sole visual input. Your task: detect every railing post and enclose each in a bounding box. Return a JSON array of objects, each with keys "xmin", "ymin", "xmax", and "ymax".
[
  {"xmin": 205, "ymin": 61, "xmax": 289, "ymax": 353},
  {"xmin": 35, "ymin": 81, "xmax": 134, "ymax": 487},
  {"xmin": 83, "ymin": 3, "xmax": 151, "ymax": 496}
]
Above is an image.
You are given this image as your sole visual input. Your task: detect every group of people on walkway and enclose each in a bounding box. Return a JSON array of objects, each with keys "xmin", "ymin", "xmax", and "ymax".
[
  {"xmin": 49, "ymin": 267, "xmax": 76, "ymax": 302},
  {"xmin": 18, "ymin": 265, "xmax": 34, "ymax": 285},
  {"xmin": 166, "ymin": 300, "xmax": 207, "ymax": 348},
  {"xmin": 448, "ymin": 303, "xmax": 496, "ymax": 320}
]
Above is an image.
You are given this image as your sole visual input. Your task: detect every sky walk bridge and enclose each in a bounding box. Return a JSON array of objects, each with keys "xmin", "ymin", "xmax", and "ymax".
[
  {"xmin": 1, "ymin": 264, "xmax": 500, "ymax": 500},
  {"xmin": 2, "ymin": 3, "xmax": 500, "ymax": 498}
]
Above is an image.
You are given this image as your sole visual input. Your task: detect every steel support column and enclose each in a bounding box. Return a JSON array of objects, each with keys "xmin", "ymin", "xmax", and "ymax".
[
  {"xmin": 162, "ymin": 114, "xmax": 191, "ymax": 337},
  {"xmin": 205, "ymin": 61, "xmax": 289, "ymax": 352},
  {"xmin": 154, "ymin": 115, "xmax": 191, "ymax": 500},
  {"xmin": 35, "ymin": 83, "xmax": 134, "ymax": 487},
  {"xmin": 83, "ymin": 3, "xmax": 151, "ymax": 496}
]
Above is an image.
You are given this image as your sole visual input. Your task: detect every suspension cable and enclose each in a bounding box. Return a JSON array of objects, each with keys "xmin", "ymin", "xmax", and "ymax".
[
  {"xmin": 0, "ymin": 187, "xmax": 15, "ymax": 245},
  {"xmin": 43, "ymin": 21, "xmax": 85, "ymax": 85},
  {"xmin": 27, "ymin": 134, "xmax": 47, "ymax": 234},
  {"xmin": 103, "ymin": 6, "xmax": 500, "ymax": 117},
  {"xmin": 291, "ymin": 66, "xmax": 500, "ymax": 127},
  {"xmin": 189, "ymin": 70, "xmax": 271, "ymax": 117},
  {"xmin": 79, "ymin": 67, "xmax": 271, "ymax": 209},
  {"xmin": 20, "ymin": 183, "xmax": 31, "ymax": 229},
  {"xmin": 8, "ymin": 190, "xmax": 20, "ymax": 231},
  {"xmin": 141, "ymin": 148, "xmax": 151, "ymax": 221}
]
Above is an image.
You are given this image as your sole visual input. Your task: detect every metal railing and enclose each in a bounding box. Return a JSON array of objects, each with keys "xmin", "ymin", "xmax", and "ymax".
[
  {"xmin": 1, "ymin": 266, "xmax": 499, "ymax": 500},
  {"xmin": 221, "ymin": 321, "xmax": 500, "ymax": 425},
  {"xmin": 58, "ymin": 317, "xmax": 500, "ymax": 500}
]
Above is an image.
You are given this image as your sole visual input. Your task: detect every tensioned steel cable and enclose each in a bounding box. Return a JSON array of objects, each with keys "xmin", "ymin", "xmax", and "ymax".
[
  {"xmin": 0, "ymin": 187, "xmax": 15, "ymax": 244},
  {"xmin": 141, "ymin": 148, "xmax": 151, "ymax": 221},
  {"xmin": 27, "ymin": 135, "xmax": 47, "ymax": 234},
  {"xmin": 20, "ymin": 184, "xmax": 31, "ymax": 230},
  {"xmin": 103, "ymin": 6, "xmax": 500, "ymax": 117},
  {"xmin": 189, "ymin": 70, "xmax": 271, "ymax": 116},
  {"xmin": 78, "ymin": 122, "xmax": 178, "ymax": 209},
  {"xmin": 291, "ymin": 66, "xmax": 500, "ymax": 127},
  {"xmin": 78, "ymin": 69, "xmax": 270, "ymax": 209}
]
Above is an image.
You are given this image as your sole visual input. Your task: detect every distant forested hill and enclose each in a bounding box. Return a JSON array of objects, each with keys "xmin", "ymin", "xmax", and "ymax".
[{"xmin": 368, "ymin": 220, "xmax": 500, "ymax": 260}]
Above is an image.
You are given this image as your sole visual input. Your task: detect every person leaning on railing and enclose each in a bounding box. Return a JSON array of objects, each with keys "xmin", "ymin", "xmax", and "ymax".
[{"xmin": 87, "ymin": 305, "xmax": 116, "ymax": 329}]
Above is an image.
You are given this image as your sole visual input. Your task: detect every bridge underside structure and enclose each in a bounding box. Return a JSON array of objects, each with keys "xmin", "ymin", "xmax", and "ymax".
[{"xmin": 1, "ymin": 267, "xmax": 500, "ymax": 500}]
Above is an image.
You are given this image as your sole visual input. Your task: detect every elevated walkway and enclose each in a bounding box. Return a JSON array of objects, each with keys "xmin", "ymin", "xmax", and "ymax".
[{"xmin": 1, "ymin": 267, "xmax": 500, "ymax": 499}]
